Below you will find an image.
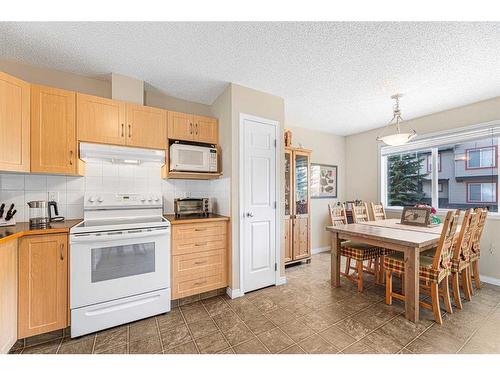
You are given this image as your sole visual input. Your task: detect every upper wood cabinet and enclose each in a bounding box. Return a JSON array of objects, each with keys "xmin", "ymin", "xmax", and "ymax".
[
  {"xmin": 0, "ymin": 239, "xmax": 18, "ymax": 354},
  {"xmin": 78, "ymin": 93, "xmax": 167, "ymax": 150},
  {"xmin": 126, "ymin": 103, "xmax": 167, "ymax": 149},
  {"xmin": 31, "ymin": 85, "xmax": 77, "ymax": 175},
  {"xmin": 168, "ymin": 111, "xmax": 218, "ymax": 144},
  {"xmin": 0, "ymin": 72, "xmax": 30, "ymax": 173},
  {"xmin": 18, "ymin": 234, "xmax": 68, "ymax": 339},
  {"xmin": 77, "ymin": 93, "xmax": 127, "ymax": 146}
]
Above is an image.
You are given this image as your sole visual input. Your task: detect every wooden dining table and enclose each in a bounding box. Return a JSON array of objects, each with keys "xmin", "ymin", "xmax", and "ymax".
[{"xmin": 326, "ymin": 218, "xmax": 446, "ymax": 324}]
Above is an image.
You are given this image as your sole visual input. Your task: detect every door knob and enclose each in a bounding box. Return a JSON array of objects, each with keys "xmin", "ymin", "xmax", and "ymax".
[{"xmin": 246, "ymin": 212, "xmax": 254, "ymax": 217}]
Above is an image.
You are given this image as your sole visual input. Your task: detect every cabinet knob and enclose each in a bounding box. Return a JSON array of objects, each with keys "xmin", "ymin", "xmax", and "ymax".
[
  {"xmin": 128, "ymin": 124, "xmax": 131, "ymax": 137},
  {"xmin": 60, "ymin": 243, "xmax": 64, "ymax": 261},
  {"xmin": 69, "ymin": 150, "xmax": 73, "ymax": 165},
  {"xmin": 121, "ymin": 124, "xmax": 124, "ymax": 137}
]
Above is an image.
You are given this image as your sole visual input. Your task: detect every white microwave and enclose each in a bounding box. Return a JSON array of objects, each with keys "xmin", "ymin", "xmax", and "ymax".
[{"xmin": 170, "ymin": 143, "xmax": 218, "ymax": 172}]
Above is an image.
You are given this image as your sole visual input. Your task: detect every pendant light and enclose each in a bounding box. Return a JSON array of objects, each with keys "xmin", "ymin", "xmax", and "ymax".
[{"xmin": 376, "ymin": 94, "xmax": 417, "ymax": 146}]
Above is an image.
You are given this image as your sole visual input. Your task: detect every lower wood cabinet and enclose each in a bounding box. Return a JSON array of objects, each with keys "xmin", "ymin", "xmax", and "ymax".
[
  {"xmin": 18, "ymin": 234, "xmax": 68, "ymax": 339},
  {"xmin": 0, "ymin": 239, "xmax": 18, "ymax": 354},
  {"xmin": 171, "ymin": 220, "xmax": 228, "ymax": 299},
  {"xmin": 284, "ymin": 218, "xmax": 292, "ymax": 263}
]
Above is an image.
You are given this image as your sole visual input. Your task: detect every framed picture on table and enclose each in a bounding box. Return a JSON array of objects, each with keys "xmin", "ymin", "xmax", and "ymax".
[
  {"xmin": 311, "ymin": 163, "xmax": 337, "ymax": 198},
  {"xmin": 400, "ymin": 206, "xmax": 431, "ymax": 227}
]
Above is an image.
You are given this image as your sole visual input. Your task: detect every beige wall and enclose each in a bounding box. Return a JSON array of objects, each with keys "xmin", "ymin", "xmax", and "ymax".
[
  {"xmin": 287, "ymin": 126, "xmax": 345, "ymax": 251},
  {"xmin": 0, "ymin": 59, "xmax": 212, "ymax": 116},
  {"xmin": 345, "ymin": 96, "xmax": 500, "ymax": 281}
]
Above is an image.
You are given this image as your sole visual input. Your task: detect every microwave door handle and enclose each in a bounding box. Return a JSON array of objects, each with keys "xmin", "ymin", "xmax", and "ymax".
[{"xmin": 71, "ymin": 228, "xmax": 170, "ymax": 243}]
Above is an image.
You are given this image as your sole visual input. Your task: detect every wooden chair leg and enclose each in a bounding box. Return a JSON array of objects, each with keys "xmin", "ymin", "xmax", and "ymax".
[
  {"xmin": 379, "ymin": 255, "xmax": 385, "ymax": 284},
  {"xmin": 356, "ymin": 260, "xmax": 363, "ymax": 292},
  {"xmin": 430, "ymin": 282, "xmax": 443, "ymax": 325},
  {"xmin": 401, "ymin": 274, "xmax": 405, "ymax": 294},
  {"xmin": 344, "ymin": 257, "xmax": 351, "ymax": 276},
  {"xmin": 374, "ymin": 257, "xmax": 380, "ymax": 284},
  {"xmin": 385, "ymin": 270, "xmax": 392, "ymax": 305},
  {"xmin": 472, "ymin": 260, "xmax": 481, "ymax": 289},
  {"xmin": 452, "ymin": 272, "xmax": 462, "ymax": 309},
  {"xmin": 462, "ymin": 268, "xmax": 472, "ymax": 301},
  {"xmin": 441, "ymin": 275, "xmax": 453, "ymax": 314},
  {"xmin": 467, "ymin": 265, "xmax": 474, "ymax": 296}
]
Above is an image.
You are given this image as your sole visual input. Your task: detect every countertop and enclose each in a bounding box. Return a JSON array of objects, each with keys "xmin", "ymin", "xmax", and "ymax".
[
  {"xmin": 164, "ymin": 213, "xmax": 230, "ymax": 225},
  {"xmin": 0, "ymin": 219, "xmax": 82, "ymax": 244}
]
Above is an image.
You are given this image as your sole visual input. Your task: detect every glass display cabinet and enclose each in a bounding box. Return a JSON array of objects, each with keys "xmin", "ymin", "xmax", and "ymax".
[{"xmin": 284, "ymin": 146, "xmax": 312, "ymax": 265}]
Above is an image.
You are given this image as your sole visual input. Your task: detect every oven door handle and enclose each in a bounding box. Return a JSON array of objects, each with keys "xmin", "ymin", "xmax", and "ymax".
[{"xmin": 70, "ymin": 228, "xmax": 170, "ymax": 243}]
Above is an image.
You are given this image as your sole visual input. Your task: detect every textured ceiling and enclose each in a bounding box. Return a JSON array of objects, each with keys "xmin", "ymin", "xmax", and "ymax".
[{"xmin": 1, "ymin": 22, "xmax": 499, "ymax": 135}]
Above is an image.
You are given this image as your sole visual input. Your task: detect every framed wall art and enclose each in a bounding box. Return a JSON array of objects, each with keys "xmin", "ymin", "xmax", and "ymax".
[{"xmin": 311, "ymin": 163, "xmax": 337, "ymax": 198}]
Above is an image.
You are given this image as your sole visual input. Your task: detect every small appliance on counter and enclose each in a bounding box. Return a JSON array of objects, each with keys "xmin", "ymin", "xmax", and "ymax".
[
  {"xmin": 174, "ymin": 198, "xmax": 210, "ymax": 217},
  {"xmin": 48, "ymin": 201, "xmax": 65, "ymax": 222},
  {"xmin": 27, "ymin": 201, "xmax": 49, "ymax": 229},
  {"xmin": 0, "ymin": 203, "xmax": 17, "ymax": 227}
]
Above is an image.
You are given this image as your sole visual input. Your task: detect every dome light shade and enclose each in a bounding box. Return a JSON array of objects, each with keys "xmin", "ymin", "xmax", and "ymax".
[{"xmin": 376, "ymin": 94, "xmax": 417, "ymax": 146}]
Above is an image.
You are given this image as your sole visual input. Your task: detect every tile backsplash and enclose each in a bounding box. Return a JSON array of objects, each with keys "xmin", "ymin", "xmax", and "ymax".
[{"xmin": 0, "ymin": 161, "xmax": 231, "ymax": 223}]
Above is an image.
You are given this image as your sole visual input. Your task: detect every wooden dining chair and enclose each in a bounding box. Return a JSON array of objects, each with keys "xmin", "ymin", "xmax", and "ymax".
[
  {"xmin": 384, "ymin": 210, "xmax": 459, "ymax": 324},
  {"xmin": 328, "ymin": 203, "xmax": 383, "ymax": 292},
  {"xmin": 448, "ymin": 209, "xmax": 478, "ymax": 309},
  {"xmin": 369, "ymin": 202, "xmax": 386, "ymax": 221},
  {"xmin": 470, "ymin": 208, "xmax": 488, "ymax": 290}
]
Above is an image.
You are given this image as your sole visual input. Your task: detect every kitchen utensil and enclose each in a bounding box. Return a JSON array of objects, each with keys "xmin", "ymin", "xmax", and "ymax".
[
  {"xmin": 4, "ymin": 203, "xmax": 14, "ymax": 219},
  {"xmin": 27, "ymin": 201, "xmax": 49, "ymax": 229},
  {"xmin": 5, "ymin": 209, "xmax": 17, "ymax": 221},
  {"xmin": 0, "ymin": 203, "xmax": 5, "ymax": 218}
]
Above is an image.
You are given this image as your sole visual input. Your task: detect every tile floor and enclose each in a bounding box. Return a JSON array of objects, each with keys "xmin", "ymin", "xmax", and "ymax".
[{"xmin": 10, "ymin": 252, "xmax": 500, "ymax": 354}]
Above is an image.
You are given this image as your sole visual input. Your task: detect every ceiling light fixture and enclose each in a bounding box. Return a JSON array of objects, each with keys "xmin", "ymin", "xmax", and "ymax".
[{"xmin": 376, "ymin": 94, "xmax": 417, "ymax": 146}]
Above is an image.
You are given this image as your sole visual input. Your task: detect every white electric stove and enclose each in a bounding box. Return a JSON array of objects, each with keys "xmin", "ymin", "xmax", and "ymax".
[{"xmin": 69, "ymin": 193, "xmax": 171, "ymax": 338}]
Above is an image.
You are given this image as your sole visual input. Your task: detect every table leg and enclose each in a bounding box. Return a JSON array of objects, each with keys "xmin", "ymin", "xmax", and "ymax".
[
  {"xmin": 405, "ymin": 247, "xmax": 420, "ymax": 323},
  {"xmin": 331, "ymin": 232, "xmax": 341, "ymax": 287}
]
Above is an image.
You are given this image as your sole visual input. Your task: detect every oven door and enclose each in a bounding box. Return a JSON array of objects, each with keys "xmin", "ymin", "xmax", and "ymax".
[
  {"xmin": 70, "ymin": 227, "xmax": 170, "ymax": 309},
  {"xmin": 170, "ymin": 144, "xmax": 211, "ymax": 172}
]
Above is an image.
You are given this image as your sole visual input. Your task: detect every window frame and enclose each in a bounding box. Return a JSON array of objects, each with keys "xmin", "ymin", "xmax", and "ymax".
[
  {"xmin": 466, "ymin": 182, "xmax": 498, "ymax": 203},
  {"xmin": 379, "ymin": 121, "xmax": 500, "ymax": 218},
  {"xmin": 426, "ymin": 153, "xmax": 441, "ymax": 173},
  {"xmin": 465, "ymin": 146, "xmax": 497, "ymax": 170}
]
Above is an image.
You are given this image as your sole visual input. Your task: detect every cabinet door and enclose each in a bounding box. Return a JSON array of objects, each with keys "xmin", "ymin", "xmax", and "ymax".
[
  {"xmin": 193, "ymin": 115, "xmax": 218, "ymax": 144},
  {"xmin": 0, "ymin": 72, "xmax": 30, "ymax": 172},
  {"xmin": 293, "ymin": 217, "xmax": 310, "ymax": 260},
  {"xmin": 18, "ymin": 234, "xmax": 68, "ymax": 339},
  {"xmin": 284, "ymin": 218, "xmax": 292, "ymax": 263},
  {"xmin": 126, "ymin": 104, "xmax": 167, "ymax": 149},
  {"xmin": 0, "ymin": 240, "xmax": 17, "ymax": 354},
  {"xmin": 31, "ymin": 85, "xmax": 77, "ymax": 174},
  {"xmin": 77, "ymin": 93, "xmax": 126, "ymax": 145},
  {"xmin": 168, "ymin": 111, "xmax": 194, "ymax": 141}
]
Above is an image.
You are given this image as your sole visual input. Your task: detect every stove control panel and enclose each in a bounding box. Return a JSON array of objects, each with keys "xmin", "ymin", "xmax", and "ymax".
[{"xmin": 85, "ymin": 193, "xmax": 162, "ymax": 207}]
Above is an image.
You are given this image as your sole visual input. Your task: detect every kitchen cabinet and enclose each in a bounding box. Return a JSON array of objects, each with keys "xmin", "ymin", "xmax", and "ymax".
[
  {"xmin": 0, "ymin": 72, "xmax": 30, "ymax": 173},
  {"xmin": 171, "ymin": 219, "xmax": 228, "ymax": 299},
  {"xmin": 168, "ymin": 111, "xmax": 218, "ymax": 144},
  {"xmin": 78, "ymin": 93, "xmax": 167, "ymax": 150},
  {"xmin": 0, "ymin": 239, "xmax": 18, "ymax": 354},
  {"xmin": 18, "ymin": 234, "xmax": 68, "ymax": 339},
  {"xmin": 125, "ymin": 103, "xmax": 167, "ymax": 149},
  {"xmin": 77, "ymin": 93, "xmax": 127, "ymax": 146},
  {"xmin": 31, "ymin": 85, "xmax": 78, "ymax": 175},
  {"xmin": 284, "ymin": 147, "xmax": 312, "ymax": 265}
]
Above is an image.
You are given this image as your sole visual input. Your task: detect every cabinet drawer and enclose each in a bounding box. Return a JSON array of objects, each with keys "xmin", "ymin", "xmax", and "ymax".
[
  {"xmin": 172, "ymin": 234, "xmax": 226, "ymax": 255},
  {"xmin": 173, "ymin": 249, "xmax": 225, "ymax": 276},
  {"xmin": 172, "ymin": 222, "xmax": 226, "ymax": 241},
  {"xmin": 172, "ymin": 265, "xmax": 227, "ymax": 300}
]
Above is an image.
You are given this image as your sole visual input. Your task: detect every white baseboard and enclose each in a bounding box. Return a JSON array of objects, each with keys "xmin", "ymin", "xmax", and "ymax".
[
  {"xmin": 276, "ymin": 276, "xmax": 287, "ymax": 286},
  {"xmin": 480, "ymin": 275, "xmax": 500, "ymax": 287},
  {"xmin": 312, "ymin": 246, "xmax": 331, "ymax": 255},
  {"xmin": 226, "ymin": 287, "xmax": 244, "ymax": 299}
]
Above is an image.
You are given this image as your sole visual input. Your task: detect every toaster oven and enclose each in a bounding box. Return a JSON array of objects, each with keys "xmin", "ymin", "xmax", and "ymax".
[{"xmin": 174, "ymin": 198, "xmax": 210, "ymax": 217}]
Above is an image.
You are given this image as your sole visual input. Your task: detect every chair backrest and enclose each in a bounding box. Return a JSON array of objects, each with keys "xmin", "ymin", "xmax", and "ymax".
[
  {"xmin": 452, "ymin": 208, "xmax": 478, "ymax": 263},
  {"xmin": 369, "ymin": 202, "xmax": 386, "ymax": 221},
  {"xmin": 328, "ymin": 203, "xmax": 347, "ymax": 226},
  {"xmin": 352, "ymin": 202, "xmax": 370, "ymax": 223},
  {"xmin": 471, "ymin": 208, "xmax": 488, "ymax": 256},
  {"xmin": 432, "ymin": 210, "xmax": 460, "ymax": 272}
]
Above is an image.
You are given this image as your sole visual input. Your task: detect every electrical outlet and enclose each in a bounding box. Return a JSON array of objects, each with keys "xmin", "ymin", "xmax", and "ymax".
[
  {"xmin": 48, "ymin": 191, "xmax": 59, "ymax": 202},
  {"xmin": 489, "ymin": 243, "xmax": 495, "ymax": 255}
]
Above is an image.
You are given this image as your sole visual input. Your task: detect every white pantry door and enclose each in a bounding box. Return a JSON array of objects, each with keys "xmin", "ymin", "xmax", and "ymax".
[{"xmin": 241, "ymin": 116, "xmax": 277, "ymax": 293}]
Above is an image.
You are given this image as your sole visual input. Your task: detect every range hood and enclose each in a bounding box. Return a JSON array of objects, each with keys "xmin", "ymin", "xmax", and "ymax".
[{"xmin": 80, "ymin": 143, "xmax": 165, "ymax": 165}]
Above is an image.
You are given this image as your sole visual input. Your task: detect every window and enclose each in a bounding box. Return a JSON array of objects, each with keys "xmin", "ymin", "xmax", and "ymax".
[
  {"xmin": 467, "ymin": 182, "xmax": 497, "ymax": 203},
  {"xmin": 426, "ymin": 153, "xmax": 441, "ymax": 172},
  {"xmin": 466, "ymin": 146, "xmax": 497, "ymax": 169},
  {"xmin": 380, "ymin": 123, "xmax": 499, "ymax": 213}
]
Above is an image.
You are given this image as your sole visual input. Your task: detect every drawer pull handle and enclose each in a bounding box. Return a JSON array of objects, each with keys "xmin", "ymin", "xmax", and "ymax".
[
  {"xmin": 194, "ymin": 260, "xmax": 207, "ymax": 265},
  {"xmin": 194, "ymin": 228, "xmax": 207, "ymax": 232},
  {"xmin": 195, "ymin": 242, "xmax": 208, "ymax": 247},
  {"xmin": 193, "ymin": 280, "xmax": 207, "ymax": 286}
]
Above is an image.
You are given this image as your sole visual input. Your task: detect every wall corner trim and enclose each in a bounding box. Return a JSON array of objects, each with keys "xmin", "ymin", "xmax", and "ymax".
[
  {"xmin": 226, "ymin": 287, "xmax": 244, "ymax": 299},
  {"xmin": 276, "ymin": 276, "xmax": 287, "ymax": 286},
  {"xmin": 312, "ymin": 246, "xmax": 331, "ymax": 255},
  {"xmin": 480, "ymin": 275, "xmax": 500, "ymax": 287}
]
